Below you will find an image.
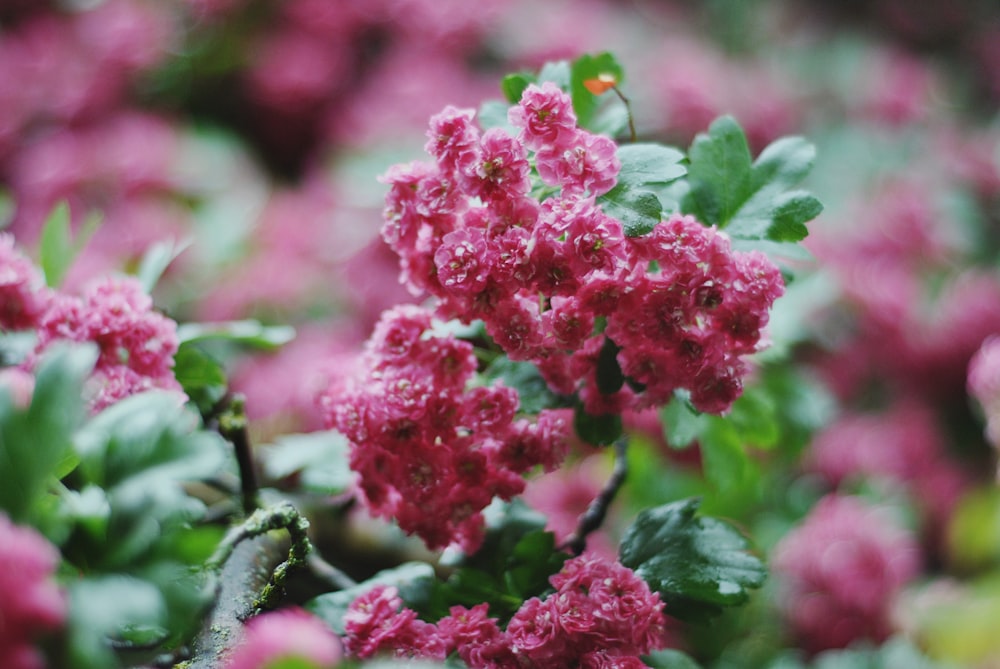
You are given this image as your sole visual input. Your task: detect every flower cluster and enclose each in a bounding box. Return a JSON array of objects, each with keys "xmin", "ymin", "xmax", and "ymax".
[
  {"xmin": 380, "ymin": 83, "xmax": 784, "ymax": 415},
  {"xmin": 0, "ymin": 513, "xmax": 66, "ymax": 669},
  {"xmin": 1, "ymin": 233, "xmax": 182, "ymax": 412},
  {"xmin": 225, "ymin": 608, "xmax": 343, "ymax": 669},
  {"xmin": 321, "ymin": 304, "xmax": 570, "ymax": 551},
  {"xmin": 342, "ymin": 553, "xmax": 667, "ymax": 668},
  {"xmin": 770, "ymin": 494, "xmax": 921, "ymax": 654}
]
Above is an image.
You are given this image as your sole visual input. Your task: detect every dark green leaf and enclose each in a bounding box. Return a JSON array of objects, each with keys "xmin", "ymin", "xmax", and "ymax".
[
  {"xmin": 681, "ymin": 116, "xmax": 821, "ymax": 242},
  {"xmin": 615, "ymin": 144, "xmax": 687, "ymax": 189},
  {"xmin": 618, "ymin": 498, "xmax": 766, "ymax": 623},
  {"xmin": 307, "ymin": 562, "xmax": 437, "ymax": 634},
  {"xmin": 595, "ymin": 336, "xmax": 624, "ymax": 395},
  {"xmin": 573, "ymin": 406, "xmax": 623, "ymax": 446},
  {"xmin": 501, "ymin": 72, "xmax": 535, "ymax": 104},
  {"xmin": 599, "ymin": 183, "xmax": 664, "ymax": 237},
  {"xmin": 570, "ymin": 52, "xmax": 625, "ymax": 129}
]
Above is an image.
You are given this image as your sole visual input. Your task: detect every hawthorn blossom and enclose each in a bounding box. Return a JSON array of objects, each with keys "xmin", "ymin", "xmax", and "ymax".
[
  {"xmin": 0, "ymin": 513, "xmax": 66, "ymax": 669},
  {"xmin": 375, "ymin": 92, "xmax": 785, "ymax": 430},
  {"xmin": 340, "ymin": 554, "xmax": 666, "ymax": 668},
  {"xmin": 321, "ymin": 304, "xmax": 569, "ymax": 551},
  {"xmin": 771, "ymin": 494, "xmax": 921, "ymax": 654},
  {"xmin": 225, "ymin": 608, "xmax": 343, "ymax": 669},
  {"xmin": 0, "ymin": 233, "xmax": 51, "ymax": 331},
  {"xmin": 35, "ymin": 275, "xmax": 183, "ymax": 412}
]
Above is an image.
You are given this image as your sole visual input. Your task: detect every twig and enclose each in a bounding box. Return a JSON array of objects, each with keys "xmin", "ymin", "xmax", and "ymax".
[
  {"xmin": 560, "ymin": 436, "xmax": 629, "ymax": 556},
  {"xmin": 612, "ymin": 85, "xmax": 637, "ymax": 143},
  {"xmin": 218, "ymin": 394, "xmax": 259, "ymax": 515}
]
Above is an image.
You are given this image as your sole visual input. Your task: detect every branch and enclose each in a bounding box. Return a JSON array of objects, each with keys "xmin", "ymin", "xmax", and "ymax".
[
  {"xmin": 560, "ymin": 436, "xmax": 629, "ymax": 556},
  {"xmin": 218, "ymin": 394, "xmax": 259, "ymax": 515}
]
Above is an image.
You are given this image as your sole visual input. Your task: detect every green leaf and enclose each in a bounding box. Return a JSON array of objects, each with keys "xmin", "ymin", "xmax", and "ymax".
[
  {"xmin": 172, "ymin": 344, "xmax": 228, "ymax": 416},
  {"xmin": 501, "ymin": 72, "xmax": 535, "ymax": 104},
  {"xmin": 177, "ymin": 320, "xmax": 296, "ymax": 350},
  {"xmin": 307, "ymin": 562, "xmax": 437, "ymax": 635},
  {"xmin": 38, "ymin": 203, "xmax": 101, "ymax": 288},
  {"xmin": 661, "ymin": 393, "xmax": 708, "ymax": 449},
  {"xmin": 644, "ymin": 648, "xmax": 705, "ymax": 669},
  {"xmin": 615, "ymin": 144, "xmax": 687, "ymax": 189},
  {"xmin": 698, "ymin": 417, "xmax": 752, "ymax": 492},
  {"xmin": 681, "ymin": 116, "xmax": 821, "ymax": 242},
  {"xmin": 262, "ymin": 430, "xmax": 352, "ymax": 495},
  {"xmin": 618, "ymin": 498, "xmax": 766, "ymax": 623},
  {"xmin": 598, "ymin": 183, "xmax": 664, "ymax": 237},
  {"xmin": 595, "ymin": 336, "xmax": 625, "ymax": 395},
  {"xmin": 573, "ymin": 406, "xmax": 623, "ymax": 446},
  {"xmin": 537, "ymin": 59, "xmax": 571, "ymax": 90},
  {"xmin": 570, "ymin": 52, "xmax": 625, "ymax": 129},
  {"xmin": 135, "ymin": 237, "xmax": 193, "ymax": 293},
  {"xmin": 478, "ymin": 100, "xmax": 515, "ymax": 132},
  {"xmin": 0, "ymin": 345, "xmax": 95, "ymax": 525}
]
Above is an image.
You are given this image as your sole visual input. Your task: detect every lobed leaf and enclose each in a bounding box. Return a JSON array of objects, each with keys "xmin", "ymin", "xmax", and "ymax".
[
  {"xmin": 681, "ymin": 116, "xmax": 821, "ymax": 243},
  {"xmin": 618, "ymin": 498, "xmax": 766, "ymax": 623}
]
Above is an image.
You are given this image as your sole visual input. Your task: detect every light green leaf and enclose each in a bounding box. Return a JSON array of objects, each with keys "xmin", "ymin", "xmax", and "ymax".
[
  {"xmin": 38, "ymin": 204, "xmax": 101, "ymax": 288},
  {"xmin": 570, "ymin": 52, "xmax": 625, "ymax": 129},
  {"xmin": 262, "ymin": 430, "xmax": 352, "ymax": 495},
  {"xmin": 615, "ymin": 143, "xmax": 687, "ymax": 189},
  {"xmin": 598, "ymin": 183, "xmax": 664, "ymax": 237},
  {"xmin": 177, "ymin": 320, "xmax": 296, "ymax": 350},
  {"xmin": 135, "ymin": 237, "xmax": 193, "ymax": 293}
]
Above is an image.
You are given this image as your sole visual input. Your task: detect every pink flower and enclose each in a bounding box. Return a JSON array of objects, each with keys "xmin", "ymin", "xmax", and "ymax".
[
  {"xmin": 426, "ymin": 105, "xmax": 480, "ymax": 176},
  {"xmin": 226, "ymin": 608, "xmax": 342, "ymax": 669},
  {"xmin": 460, "ymin": 128, "xmax": 531, "ymax": 203},
  {"xmin": 535, "ymin": 131, "xmax": 620, "ymax": 197},
  {"xmin": 771, "ymin": 494, "xmax": 921, "ymax": 654},
  {"xmin": 342, "ymin": 586, "xmax": 446, "ymax": 661},
  {"xmin": 508, "ymin": 82, "xmax": 578, "ymax": 151},
  {"xmin": 0, "ymin": 513, "xmax": 66, "ymax": 669},
  {"xmin": 0, "ymin": 233, "xmax": 51, "ymax": 331}
]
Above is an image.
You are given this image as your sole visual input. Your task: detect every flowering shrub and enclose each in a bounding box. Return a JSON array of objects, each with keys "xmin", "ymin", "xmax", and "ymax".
[{"xmin": 2, "ymin": 2, "xmax": 1000, "ymax": 669}]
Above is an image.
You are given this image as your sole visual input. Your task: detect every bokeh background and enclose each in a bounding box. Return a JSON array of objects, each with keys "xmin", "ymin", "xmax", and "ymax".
[{"xmin": 4, "ymin": 1, "xmax": 1000, "ymax": 666}]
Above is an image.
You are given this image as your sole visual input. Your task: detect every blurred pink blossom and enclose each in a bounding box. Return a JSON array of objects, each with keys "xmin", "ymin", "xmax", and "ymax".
[
  {"xmin": 0, "ymin": 513, "xmax": 66, "ymax": 669},
  {"xmin": 225, "ymin": 607, "xmax": 343, "ymax": 669}
]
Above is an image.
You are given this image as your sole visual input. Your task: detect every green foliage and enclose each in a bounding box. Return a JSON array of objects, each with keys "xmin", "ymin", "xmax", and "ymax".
[
  {"xmin": 177, "ymin": 319, "xmax": 296, "ymax": 350},
  {"xmin": 681, "ymin": 116, "xmax": 822, "ymax": 243},
  {"xmin": 573, "ymin": 405, "xmax": 623, "ymax": 446},
  {"xmin": 768, "ymin": 636, "xmax": 960, "ymax": 669},
  {"xmin": 598, "ymin": 143, "xmax": 687, "ymax": 237},
  {"xmin": 644, "ymin": 649, "xmax": 705, "ymax": 669},
  {"xmin": 135, "ymin": 237, "xmax": 193, "ymax": 293},
  {"xmin": 414, "ymin": 501, "xmax": 568, "ymax": 622},
  {"xmin": 38, "ymin": 203, "xmax": 101, "ymax": 288},
  {"xmin": 618, "ymin": 498, "xmax": 766, "ymax": 623},
  {"xmin": 0, "ymin": 345, "xmax": 95, "ymax": 530},
  {"xmin": 261, "ymin": 430, "xmax": 352, "ymax": 495},
  {"xmin": 570, "ymin": 52, "xmax": 625, "ymax": 130},
  {"xmin": 173, "ymin": 343, "xmax": 229, "ymax": 417},
  {"xmin": 62, "ymin": 391, "xmax": 231, "ymax": 668}
]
